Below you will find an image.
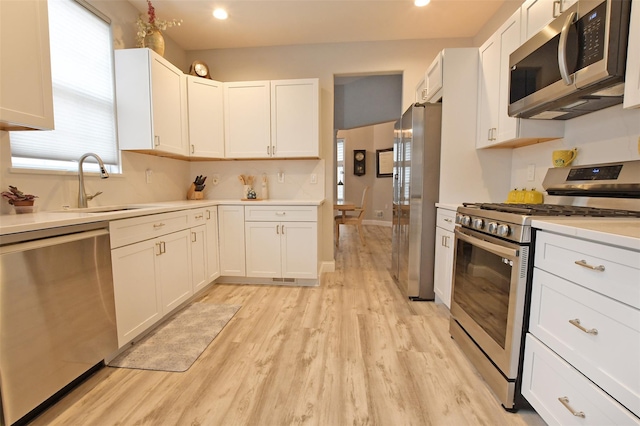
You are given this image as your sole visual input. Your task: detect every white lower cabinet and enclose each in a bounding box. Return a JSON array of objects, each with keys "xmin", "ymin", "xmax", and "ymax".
[
  {"xmin": 110, "ymin": 207, "xmax": 220, "ymax": 348},
  {"xmin": 111, "ymin": 228, "xmax": 192, "ymax": 347},
  {"xmin": 433, "ymin": 207, "xmax": 456, "ymax": 308},
  {"xmin": 218, "ymin": 205, "xmax": 246, "ymax": 276},
  {"xmin": 522, "ymin": 229, "xmax": 640, "ymax": 423},
  {"xmin": 245, "ymin": 221, "xmax": 317, "ymax": 279},
  {"xmin": 244, "ymin": 205, "xmax": 318, "ymax": 281}
]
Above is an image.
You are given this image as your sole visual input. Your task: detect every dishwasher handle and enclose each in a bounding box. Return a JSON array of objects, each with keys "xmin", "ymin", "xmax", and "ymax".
[{"xmin": 0, "ymin": 229, "xmax": 109, "ymax": 255}]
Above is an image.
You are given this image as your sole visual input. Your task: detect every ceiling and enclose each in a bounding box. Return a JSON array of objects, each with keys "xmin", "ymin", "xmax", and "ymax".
[{"xmin": 129, "ymin": 0, "xmax": 507, "ymax": 51}]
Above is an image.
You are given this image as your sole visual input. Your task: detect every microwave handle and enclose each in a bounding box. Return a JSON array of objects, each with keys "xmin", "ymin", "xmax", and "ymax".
[{"xmin": 558, "ymin": 10, "xmax": 577, "ymax": 85}]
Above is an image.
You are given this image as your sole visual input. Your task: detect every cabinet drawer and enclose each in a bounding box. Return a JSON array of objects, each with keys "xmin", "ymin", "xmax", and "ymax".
[
  {"xmin": 110, "ymin": 211, "xmax": 190, "ymax": 248},
  {"xmin": 530, "ymin": 268, "xmax": 640, "ymax": 416},
  {"xmin": 522, "ymin": 334, "xmax": 639, "ymax": 425},
  {"xmin": 535, "ymin": 231, "xmax": 640, "ymax": 308},
  {"xmin": 188, "ymin": 207, "xmax": 215, "ymax": 225},
  {"xmin": 244, "ymin": 205, "xmax": 317, "ymax": 222},
  {"xmin": 436, "ymin": 208, "xmax": 456, "ymax": 232}
]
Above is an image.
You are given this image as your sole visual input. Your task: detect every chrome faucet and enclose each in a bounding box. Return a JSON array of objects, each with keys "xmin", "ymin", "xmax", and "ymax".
[{"xmin": 78, "ymin": 153, "xmax": 109, "ymax": 208}]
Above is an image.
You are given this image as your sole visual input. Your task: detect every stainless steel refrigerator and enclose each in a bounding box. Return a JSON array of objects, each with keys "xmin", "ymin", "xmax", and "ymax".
[{"xmin": 391, "ymin": 103, "xmax": 442, "ymax": 300}]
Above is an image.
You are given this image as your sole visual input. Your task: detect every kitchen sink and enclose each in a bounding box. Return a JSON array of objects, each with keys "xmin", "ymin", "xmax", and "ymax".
[{"xmin": 58, "ymin": 204, "xmax": 166, "ymax": 213}]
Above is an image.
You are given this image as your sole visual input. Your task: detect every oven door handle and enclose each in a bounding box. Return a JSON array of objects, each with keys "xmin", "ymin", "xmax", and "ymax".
[{"xmin": 455, "ymin": 229, "xmax": 519, "ymax": 260}]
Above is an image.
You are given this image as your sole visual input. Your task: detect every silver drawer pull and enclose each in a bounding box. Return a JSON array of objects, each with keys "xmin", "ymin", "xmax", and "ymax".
[
  {"xmin": 195, "ymin": 214, "xmax": 204, "ymax": 219},
  {"xmin": 276, "ymin": 211, "xmax": 286, "ymax": 216},
  {"xmin": 153, "ymin": 223, "xmax": 166, "ymax": 229},
  {"xmin": 569, "ymin": 318, "xmax": 598, "ymax": 335},
  {"xmin": 574, "ymin": 259, "xmax": 605, "ymax": 272},
  {"xmin": 444, "ymin": 218, "xmax": 453, "ymax": 223},
  {"xmin": 558, "ymin": 397, "xmax": 585, "ymax": 418}
]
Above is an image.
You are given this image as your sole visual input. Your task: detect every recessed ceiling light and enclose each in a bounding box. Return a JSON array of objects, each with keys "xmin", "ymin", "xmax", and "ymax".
[
  {"xmin": 213, "ymin": 8, "xmax": 228, "ymax": 20},
  {"xmin": 415, "ymin": 0, "xmax": 430, "ymax": 6}
]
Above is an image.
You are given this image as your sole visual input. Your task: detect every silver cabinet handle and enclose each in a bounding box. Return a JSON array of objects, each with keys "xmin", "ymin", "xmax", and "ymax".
[
  {"xmin": 156, "ymin": 242, "xmax": 162, "ymax": 256},
  {"xmin": 206, "ymin": 210, "xmax": 211, "ymax": 220},
  {"xmin": 558, "ymin": 11, "xmax": 577, "ymax": 85},
  {"xmin": 281, "ymin": 224, "xmax": 285, "ymax": 235},
  {"xmin": 194, "ymin": 214, "xmax": 204, "ymax": 220},
  {"xmin": 553, "ymin": 0, "xmax": 561, "ymax": 17},
  {"xmin": 191, "ymin": 232, "xmax": 197, "ymax": 242},
  {"xmin": 153, "ymin": 223, "xmax": 166, "ymax": 229},
  {"xmin": 267, "ymin": 145, "xmax": 270, "ymax": 156},
  {"xmin": 569, "ymin": 318, "xmax": 598, "ymax": 335},
  {"xmin": 444, "ymin": 218, "xmax": 453, "ymax": 223},
  {"xmin": 191, "ymin": 144, "xmax": 195, "ymax": 154},
  {"xmin": 558, "ymin": 397, "xmax": 585, "ymax": 418},
  {"xmin": 276, "ymin": 211, "xmax": 286, "ymax": 216},
  {"xmin": 276, "ymin": 224, "xmax": 280, "ymax": 234},
  {"xmin": 154, "ymin": 135, "xmax": 160, "ymax": 146},
  {"xmin": 574, "ymin": 259, "xmax": 605, "ymax": 272}
]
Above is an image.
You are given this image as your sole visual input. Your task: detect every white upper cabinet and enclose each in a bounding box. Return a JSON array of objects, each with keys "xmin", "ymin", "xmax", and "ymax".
[
  {"xmin": 115, "ymin": 48, "xmax": 188, "ymax": 157},
  {"xmin": 224, "ymin": 79, "xmax": 319, "ymax": 159},
  {"xmin": 224, "ymin": 81, "xmax": 271, "ymax": 158},
  {"xmin": 415, "ymin": 76, "xmax": 427, "ymax": 103},
  {"xmin": 187, "ymin": 76, "xmax": 225, "ymax": 158},
  {"xmin": 0, "ymin": 0, "xmax": 54, "ymax": 131},
  {"xmin": 521, "ymin": 0, "xmax": 577, "ymax": 42},
  {"xmin": 271, "ymin": 79, "xmax": 319, "ymax": 158},
  {"xmin": 624, "ymin": 0, "xmax": 640, "ymax": 109},
  {"xmin": 425, "ymin": 51, "xmax": 444, "ymax": 103},
  {"xmin": 476, "ymin": 8, "xmax": 563, "ymax": 148}
]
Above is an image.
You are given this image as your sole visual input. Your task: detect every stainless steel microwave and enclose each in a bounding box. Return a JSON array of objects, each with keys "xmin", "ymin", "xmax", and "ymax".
[{"xmin": 508, "ymin": 0, "xmax": 631, "ymax": 120}]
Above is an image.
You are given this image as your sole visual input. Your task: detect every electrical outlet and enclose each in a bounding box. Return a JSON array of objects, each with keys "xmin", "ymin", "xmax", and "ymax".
[
  {"xmin": 278, "ymin": 172, "xmax": 285, "ymax": 183},
  {"xmin": 310, "ymin": 174, "xmax": 317, "ymax": 184},
  {"xmin": 375, "ymin": 210, "xmax": 383, "ymax": 218},
  {"xmin": 145, "ymin": 169, "xmax": 153, "ymax": 184},
  {"xmin": 527, "ymin": 164, "xmax": 535, "ymax": 181}
]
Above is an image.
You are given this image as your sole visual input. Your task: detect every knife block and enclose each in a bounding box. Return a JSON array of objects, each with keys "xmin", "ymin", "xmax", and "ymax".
[{"xmin": 187, "ymin": 183, "xmax": 203, "ymax": 200}]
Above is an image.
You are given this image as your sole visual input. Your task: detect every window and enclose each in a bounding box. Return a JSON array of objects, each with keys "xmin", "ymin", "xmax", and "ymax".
[
  {"xmin": 10, "ymin": 0, "xmax": 119, "ymax": 173},
  {"xmin": 336, "ymin": 138, "xmax": 345, "ymax": 201}
]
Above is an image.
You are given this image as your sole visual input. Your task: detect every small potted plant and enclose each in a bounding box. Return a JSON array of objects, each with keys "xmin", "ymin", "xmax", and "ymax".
[{"xmin": 2, "ymin": 185, "xmax": 38, "ymax": 213}]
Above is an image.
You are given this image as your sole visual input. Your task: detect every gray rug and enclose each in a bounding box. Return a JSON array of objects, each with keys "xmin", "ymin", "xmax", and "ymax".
[{"xmin": 109, "ymin": 302, "xmax": 241, "ymax": 372}]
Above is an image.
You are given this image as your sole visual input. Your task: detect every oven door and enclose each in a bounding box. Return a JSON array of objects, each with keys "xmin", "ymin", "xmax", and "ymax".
[{"xmin": 450, "ymin": 227, "xmax": 529, "ymax": 379}]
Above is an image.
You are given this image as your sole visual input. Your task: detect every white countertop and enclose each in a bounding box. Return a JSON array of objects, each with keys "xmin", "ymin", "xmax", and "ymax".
[
  {"xmin": 0, "ymin": 199, "xmax": 325, "ymax": 236},
  {"xmin": 532, "ymin": 217, "xmax": 640, "ymax": 250},
  {"xmin": 436, "ymin": 203, "xmax": 460, "ymax": 211}
]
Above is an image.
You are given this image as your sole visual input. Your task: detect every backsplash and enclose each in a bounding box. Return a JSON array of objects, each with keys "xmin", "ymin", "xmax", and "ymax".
[{"xmin": 510, "ymin": 104, "xmax": 640, "ymax": 202}]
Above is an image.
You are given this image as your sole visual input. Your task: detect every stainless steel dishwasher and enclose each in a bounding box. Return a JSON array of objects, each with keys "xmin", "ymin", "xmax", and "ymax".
[{"xmin": 0, "ymin": 222, "xmax": 117, "ymax": 426}]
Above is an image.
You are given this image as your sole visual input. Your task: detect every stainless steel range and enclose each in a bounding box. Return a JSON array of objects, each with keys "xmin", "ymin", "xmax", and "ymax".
[{"xmin": 449, "ymin": 160, "xmax": 640, "ymax": 411}]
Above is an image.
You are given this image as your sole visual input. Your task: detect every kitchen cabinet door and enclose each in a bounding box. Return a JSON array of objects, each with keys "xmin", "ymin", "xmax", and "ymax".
[
  {"xmin": 281, "ymin": 221, "xmax": 317, "ymax": 279},
  {"xmin": 190, "ymin": 225, "xmax": 208, "ymax": 292},
  {"xmin": 111, "ymin": 238, "xmax": 163, "ymax": 347},
  {"xmin": 224, "ymin": 81, "xmax": 271, "ymax": 158},
  {"xmin": 205, "ymin": 208, "xmax": 221, "ymax": 283},
  {"xmin": 433, "ymin": 226, "xmax": 454, "ymax": 308},
  {"xmin": 187, "ymin": 76, "xmax": 225, "ymax": 158},
  {"xmin": 425, "ymin": 52, "xmax": 444, "ymax": 103},
  {"xmin": 157, "ymin": 229, "xmax": 192, "ymax": 315},
  {"xmin": 0, "ymin": 0, "xmax": 54, "ymax": 131},
  {"xmin": 624, "ymin": 0, "xmax": 640, "ymax": 109},
  {"xmin": 218, "ymin": 205, "xmax": 246, "ymax": 276},
  {"xmin": 271, "ymin": 79, "xmax": 319, "ymax": 158},
  {"xmin": 245, "ymin": 221, "xmax": 282, "ymax": 278},
  {"xmin": 476, "ymin": 34, "xmax": 500, "ymax": 148},
  {"xmin": 415, "ymin": 77, "xmax": 427, "ymax": 103},
  {"xmin": 115, "ymin": 48, "xmax": 188, "ymax": 157},
  {"xmin": 521, "ymin": 0, "xmax": 555, "ymax": 42}
]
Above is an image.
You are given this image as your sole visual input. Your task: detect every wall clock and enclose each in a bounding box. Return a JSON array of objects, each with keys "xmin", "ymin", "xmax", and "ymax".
[
  {"xmin": 188, "ymin": 60, "xmax": 211, "ymax": 79},
  {"xmin": 354, "ymin": 150, "xmax": 366, "ymax": 176}
]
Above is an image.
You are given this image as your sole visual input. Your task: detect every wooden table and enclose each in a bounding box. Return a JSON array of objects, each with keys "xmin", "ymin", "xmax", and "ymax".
[{"xmin": 334, "ymin": 201, "xmax": 356, "ymax": 219}]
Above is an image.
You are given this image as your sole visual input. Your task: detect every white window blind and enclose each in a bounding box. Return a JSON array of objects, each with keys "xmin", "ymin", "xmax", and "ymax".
[
  {"xmin": 10, "ymin": 0, "xmax": 119, "ymax": 170},
  {"xmin": 336, "ymin": 138, "xmax": 345, "ymax": 201}
]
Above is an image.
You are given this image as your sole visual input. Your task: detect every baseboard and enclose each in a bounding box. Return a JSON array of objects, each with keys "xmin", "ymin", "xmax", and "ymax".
[
  {"xmin": 363, "ymin": 219, "xmax": 392, "ymax": 227},
  {"xmin": 320, "ymin": 260, "xmax": 335, "ymax": 274},
  {"xmin": 215, "ymin": 276, "xmax": 319, "ymax": 287}
]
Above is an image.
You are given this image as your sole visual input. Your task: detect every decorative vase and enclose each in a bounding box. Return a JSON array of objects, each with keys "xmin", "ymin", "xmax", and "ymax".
[{"xmin": 144, "ymin": 30, "xmax": 165, "ymax": 57}]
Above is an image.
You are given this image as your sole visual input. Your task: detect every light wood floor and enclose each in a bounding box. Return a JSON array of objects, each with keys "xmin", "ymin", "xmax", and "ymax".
[{"xmin": 31, "ymin": 225, "xmax": 544, "ymax": 426}]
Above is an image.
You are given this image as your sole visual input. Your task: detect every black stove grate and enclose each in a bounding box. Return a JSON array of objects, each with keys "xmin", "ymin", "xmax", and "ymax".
[{"xmin": 462, "ymin": 203, "xmax": 640, "ymax": 218}]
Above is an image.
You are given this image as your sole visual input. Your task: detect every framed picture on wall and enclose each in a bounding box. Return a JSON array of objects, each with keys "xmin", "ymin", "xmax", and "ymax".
[{"xmin": 376, "ymin": 148, "xmax": 393, "ymax": 177}]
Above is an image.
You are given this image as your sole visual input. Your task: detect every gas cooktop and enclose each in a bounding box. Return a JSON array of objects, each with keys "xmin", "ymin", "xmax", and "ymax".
[{"xmin": 462, "ymin": 203, "xmax": 640, "ymax": 218}]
